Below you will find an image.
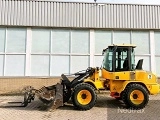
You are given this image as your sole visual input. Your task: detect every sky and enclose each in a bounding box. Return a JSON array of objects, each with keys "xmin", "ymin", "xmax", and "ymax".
[{"xmin": 55, "ymin": 0, "xmax": 160, "ymax": 5}]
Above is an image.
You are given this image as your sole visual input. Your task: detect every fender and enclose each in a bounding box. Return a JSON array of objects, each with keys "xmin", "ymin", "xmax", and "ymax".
[
  {"xmin": 84, "ymin": 78, "xmax": 105, "ymax": 90},
  {"xmin": 113, "ymin": 81, "xmax": 160, "ymax": 95}
]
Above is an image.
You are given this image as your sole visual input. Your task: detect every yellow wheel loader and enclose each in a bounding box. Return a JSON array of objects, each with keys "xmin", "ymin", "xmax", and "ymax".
[{"xmin": 20, "ymin": 44, "xmax": 160, "ymax": 110}]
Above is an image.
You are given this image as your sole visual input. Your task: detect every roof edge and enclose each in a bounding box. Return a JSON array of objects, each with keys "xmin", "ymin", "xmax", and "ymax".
[{"xmin": 17, "ymin": 0, "xmax": 160, "ymax": 7}]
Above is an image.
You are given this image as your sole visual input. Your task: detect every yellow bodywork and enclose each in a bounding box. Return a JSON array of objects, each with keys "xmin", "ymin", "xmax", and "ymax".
[
  {"xmin": 84, "ymin": 68, "xmax": 105, "ymax": 89},
  {"xmin": 84, "ymin": 68, "xmax": 160, "ymax": 97},
  {"xmin": 84, "ymin": 44, "xmax": 160, "ymax": 98}
]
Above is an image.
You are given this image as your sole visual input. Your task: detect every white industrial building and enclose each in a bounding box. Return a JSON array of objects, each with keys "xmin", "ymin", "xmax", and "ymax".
[{"xmin": 0, "ymin": 0, "xmax": 160, "ymax": 77}]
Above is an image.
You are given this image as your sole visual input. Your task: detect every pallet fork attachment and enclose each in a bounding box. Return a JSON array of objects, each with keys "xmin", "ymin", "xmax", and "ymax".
[{"xmin": 6, "ymin": 83, "xmax": 63, "ymax": 110}]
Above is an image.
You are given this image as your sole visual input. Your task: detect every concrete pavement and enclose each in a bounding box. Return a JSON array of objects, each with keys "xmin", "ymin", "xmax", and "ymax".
[{"xmin": 0, "ymin": 93, "xmax": 160, "ymax": 120}]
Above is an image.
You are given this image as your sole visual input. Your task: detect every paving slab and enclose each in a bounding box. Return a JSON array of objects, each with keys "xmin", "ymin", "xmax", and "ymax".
[{"xmin": 0, "ymin": 93, "xmax": 160, "ymax": 120}]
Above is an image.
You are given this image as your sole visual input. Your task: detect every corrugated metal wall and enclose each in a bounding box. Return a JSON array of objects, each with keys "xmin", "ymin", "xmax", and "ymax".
[{"xmin": 0, "ymin": 0, "xmax": 160, "ymax": 29}]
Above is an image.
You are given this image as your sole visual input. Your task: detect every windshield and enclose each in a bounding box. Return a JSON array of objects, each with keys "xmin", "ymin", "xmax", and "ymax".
[{"xmin": 102, "ymin": 48, "xmax": 113, "ymax": 71}]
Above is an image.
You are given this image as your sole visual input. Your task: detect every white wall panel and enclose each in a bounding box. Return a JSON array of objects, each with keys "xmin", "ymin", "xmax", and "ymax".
[
  {"xmin": 5, "ymin": 55, "xmax": 25, "ymax": 76},
  {"xmin": 0, "ymin": 28, "xmax": 5, "ymax": 52},
  {"xmin": 31, "ymin": 55, "xmax": 49, "ymax": 76},
  {"xmin": 0, "ymin": 55, "xmax": 4, "ymax": 76},
  {"xmin": 0, "ymin": 1, "xmax": 160, "ymax": 29}
]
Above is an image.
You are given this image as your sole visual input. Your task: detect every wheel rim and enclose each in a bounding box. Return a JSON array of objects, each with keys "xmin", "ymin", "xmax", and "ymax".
[
  {"xmin": 77, "ymin": 90, "xmax": 92, "ymax": 105},
  {"xmin": 130, "ymin": 90, "xmax": 144, "ymax": 105}
]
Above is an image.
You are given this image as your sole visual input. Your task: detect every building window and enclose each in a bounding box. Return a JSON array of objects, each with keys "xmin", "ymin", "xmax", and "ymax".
[
  {"xmin": 131, "ymin": 31, "xmax": 150, "ymax": 71},
  {"xmin": 52, "ymin": 29, "xmax": 70, "ymax": 53},
  {"xmin": 32, "ymin": 29, "xmax": 50, "ymax": 53},
  {"xmin": 94, "ymin": 30, "xmax": 151, "ymax": 71},
  {"xmin": 132, "ymin": 31, "xmax": 150, "ymax": 54},
  {"xmin": 5, "ymin": 55, "xmax": 25, "ymax": 76},
  {"xmin": 7, "ymin": 28, "xmax": 26, "ymax": 53},
  {"xmin": 71, "ymin": 56, "xmax": 89, "ymax": 73},
  {"xmin": 154, "ymin": 32, "xmax": 160, "ymax": 76},
  {"xmin": 113, "ymin": 31, "xmax": 131, "ymax": 44},
  {"xmin": 94, "ymin": 30, "xmax": 112, "ymax": 67},
  {"xmin": 0, "ymin": 55, "xmax": 4, "ymax": 76},
  {"xmin": 94, "ymin": 56, "xmax": 104, "ymax": 68},
  {"xmin": 50, "ymin": 29, "xmax": 70, "ymax": 76},
  {"xmin": 30, "ymin": 28, "xmax": 90, "ymax": 76},
  {"xmin": 50, "ymin": 56, "xmax": 70, "ymax": 76},
  {"xmin": 31, "ymin": 55, "xmax": 50, "ymax": 76},
  {"xmin": 95, "ymin": 30, "xmax": 111, "ymax": 54},
  {"xmin": 71, "ymin": 30, "xmax": 89, "ymax": 54},
  {"xmin": 135, "ymin": 56, "xmax": 150, "ymax": 72},
  {"xmin": 0, "ymin": 27, "xmax": 26, "ymax": 76},
  {"xmin": 0, "ymin": 27, "xmax": 153, "ymax": 76},
  {"xmin": 71, "ymin": 30, "xmax": 90, "ymax": 73},
  {"xmin": 0, "ymin": 28, "xmax": 5, "ymax": 53}
]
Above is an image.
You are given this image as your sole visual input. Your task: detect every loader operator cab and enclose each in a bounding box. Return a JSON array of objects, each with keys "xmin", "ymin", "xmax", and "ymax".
[{"xmin": 102, "ymin": 45, "xmax": 139, "ymax": 72}]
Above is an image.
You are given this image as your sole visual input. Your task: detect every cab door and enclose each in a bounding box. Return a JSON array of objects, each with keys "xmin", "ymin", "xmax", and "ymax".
[{"xmin": 113, "ymin": 47, "xmax": 132, "ymax": 80}]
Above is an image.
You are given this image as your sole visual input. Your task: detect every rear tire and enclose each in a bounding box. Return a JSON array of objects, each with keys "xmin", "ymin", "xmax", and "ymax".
[
  {"xmin": 71, "ymin": 83, "xmax": 97, "ymax": 110},
  {"xmin": 122, "ymin": 83, "xmax": 149, "ymax": 109}
]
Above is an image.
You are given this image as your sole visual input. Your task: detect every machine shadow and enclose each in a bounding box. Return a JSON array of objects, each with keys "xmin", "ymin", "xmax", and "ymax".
[
  {"xmin": 95, "ymin": 97, "xmax": 126, "ymax": 109},
  {"xmin": 59, "ymin": 95, "xmax": 127, "ymax": 111},
  {"xmin": 0, "ymin": 95, "xmax": 126, "ymax": 111},
  {"xmin": 0, "ymin": 98, "xmax": 47, "ymax": 111}
]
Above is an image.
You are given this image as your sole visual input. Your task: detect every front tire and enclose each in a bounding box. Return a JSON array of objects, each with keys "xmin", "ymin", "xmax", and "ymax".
[
  {"xmin": 122, "ymin": 83, "xmax": 149, "ymax": 109},
  {"xmin": 71, "ymin": 83, "xmax": 97, "ymax": 110}
]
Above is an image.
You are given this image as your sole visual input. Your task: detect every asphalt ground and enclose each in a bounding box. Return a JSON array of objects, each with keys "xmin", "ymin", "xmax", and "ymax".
[{"xmin": 0, "ymin": 93, "xmax": 160, "ymax": 120}]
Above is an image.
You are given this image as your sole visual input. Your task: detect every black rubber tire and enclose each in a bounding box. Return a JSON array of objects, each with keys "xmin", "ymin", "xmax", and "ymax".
[
  {"xmin": 122, "ymin": 83, "xmax": 149, "ymax": 109},
  {"xmin": 71, "ymin": 83, "xmax": 97, "ymax": 110}
]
